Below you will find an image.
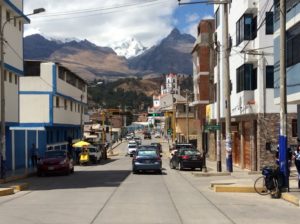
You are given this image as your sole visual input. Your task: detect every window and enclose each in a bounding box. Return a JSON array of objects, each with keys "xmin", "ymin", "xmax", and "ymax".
[
  {"xmin": 215, "ymin": 7, "xmax": 220, "ymax": 28},
  {"xmin": 292, "ymin": 119, "xmax": 297, "ymax": 137},
  {"xmin": 15, "ymin": 75, "xmax": 18, "ymax": 85},
  {"xmin": 9, "ymin": 72, "xmax": 12, "ymax": 83},
  {"xmin": 265, "ymin": 12, "xmax": 274, "ymax": 34},
  {"xmin": 58, "ymin": 68, "xmax": 65, "ymax": 80},
  {"xmin": 70, "ymin": 101, "xmax": 73, "ymax": 111},
  {"xmin": 287, "ymin": 22, "xmax": 300, "ymax": 67},
  {"xmin": 56, "ymin": 96, "xmax": 60, "ymax": 108},
  {"xmin": 236, "ymin": 14, "xmax": 257, "ymax": 45},
  {"xmin": 18, "ymin": 21, "xmax": 22, "ymax": 32},
  {"xmin": 236, "ymin": 64, "xmax": 257, "ymax": 93},
  {"xmin": 64, "ymin": 99, "xmax": 67, "ymax": 110},
  {"xmin": 266, "ymin": 66, "xmax": 274, "ymax": 88},
  {"xmin": 4, "ymin": 70, "xmax": 7, "ymax": 81},
  {"xmin": 14, "ymin": 17, "xmax": 16, "ymax": 27},
  {"xmin": 6, "ymin": 10, "xmax": 10, "ymax": 21}
]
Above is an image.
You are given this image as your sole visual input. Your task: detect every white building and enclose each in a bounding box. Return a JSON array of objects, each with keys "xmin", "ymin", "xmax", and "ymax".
[
  {"xmin": 0, "ymin": 1, "xmax": 30, "ymax": 171},
  {"xmin": 9, "ymin": 60, "xmax": 88, "ymax": 170},
  {"xmin": 212, "ymin": 0, "xmax": 297, "ymax": 171}
]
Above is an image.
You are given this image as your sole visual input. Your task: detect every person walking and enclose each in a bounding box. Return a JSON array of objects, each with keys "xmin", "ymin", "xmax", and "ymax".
[
  {"xmin": 294, "ymin": 145, "xmax": 300, "ymax": 188},
  {"xmin": 31, "ymin": 144, "xmax": 39, "ymax": 168}
]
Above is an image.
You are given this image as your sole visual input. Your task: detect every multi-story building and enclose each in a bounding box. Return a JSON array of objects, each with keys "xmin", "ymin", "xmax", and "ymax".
[
  {"xmin": 191, "ymin": 19, "xmax": 215, "ymax": 153},
  {"xmin": 0, "ymin": 1, "xmax": 30, "ymax": 171},
  {"xmin": 274, "ymin": 1, "xmax": 300, "ymax": 137},
  {"xmin": 8, "ymin": 60, "xmax": 87, "ymax": 170},
  {"xmin": 211, "ymin": 0, "xmax": 297, "ymax": 171}
]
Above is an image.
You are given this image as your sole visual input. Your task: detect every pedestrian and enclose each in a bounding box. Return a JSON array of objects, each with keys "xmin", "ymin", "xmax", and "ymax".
[
  {"xmin": 294, "ymin": 145, "xmax": 300, "ymax": 188},
  {"xmin": 31, "ymin": 144, "xmax": 39, "ymax": 168}
]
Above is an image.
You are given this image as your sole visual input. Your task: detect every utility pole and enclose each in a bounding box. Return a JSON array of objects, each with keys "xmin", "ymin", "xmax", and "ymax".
[
  {"xmin": 279, "ymin": 0, "xmax": 288, "ymax": 189},
  {"xmin": 185, "ymin": 91, "xmax": 189, "ymax": 143},
  {"xmin": 215, "ymin": 36, "xmax": 222, "ymax": 172},
  {"xmin": 223, "ymin": 2, "xmax": 232, "ymax": 172}
]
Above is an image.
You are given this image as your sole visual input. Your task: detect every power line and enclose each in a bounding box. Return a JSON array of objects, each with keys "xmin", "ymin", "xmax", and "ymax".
[{"xmin": 30, "ymin": 0, "xmax": 170, "ymax": 23}]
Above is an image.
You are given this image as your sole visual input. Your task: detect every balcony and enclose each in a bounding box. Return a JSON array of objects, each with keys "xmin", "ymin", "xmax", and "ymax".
[{"xmin": 176, "ymin": 111, "xmax": 194, "ymax": 119}]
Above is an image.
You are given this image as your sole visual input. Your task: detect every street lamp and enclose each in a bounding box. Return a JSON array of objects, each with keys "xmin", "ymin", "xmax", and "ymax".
[{"xmin": 0, "ymin": 7, "xmax": 45, "ymax": 178}]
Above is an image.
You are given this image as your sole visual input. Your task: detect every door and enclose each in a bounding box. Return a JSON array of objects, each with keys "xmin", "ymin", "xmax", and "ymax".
[
  {"xmin": 232, "ymin": 132, "xmax": 240, "ymax": 166},
  {"xmin": 243, "ymin": 121, "xmax": 251, "ymax": 170}
]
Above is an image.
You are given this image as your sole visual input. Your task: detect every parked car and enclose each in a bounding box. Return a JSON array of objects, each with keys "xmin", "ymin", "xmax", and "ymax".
[
  {"xmin": 128, "ymin": 141, "xmax": 138, "ymax": 157},
  {"xmin": 87, "ymin": 145, "xmax": 102, "ymax": 164},
  {"xmin": 170, "ymin": 148, "xmax": 202, "ymax": 171},
  {"xmin": 150, "ymin": 142, "xmax": 162, "ymax": 153},
  {"xmin": 144, "ymin": 132, "xmax": 151, "ymax": 139},
  {"xmin": 132, "ymin": 148, "xmax": 162, "ymax": 174},
  {"xmin": 37, "ymin": 150, "xmax": 74, "ymax": 176},
  {"xmin": 133, "ymin": 137, "xmax": 142, "ymax": 145},
  {"xmin": 170, "ymin": 143, "xmax": 194, "ymax": 152}
]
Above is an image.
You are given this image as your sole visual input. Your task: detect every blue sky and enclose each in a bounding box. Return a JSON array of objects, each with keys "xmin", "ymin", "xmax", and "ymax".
[
  {"xmin": 174, "ymin": 3, "xmax": 214, "ymax": 36},
  {"xmin": 24, "ymin": 0, "xmax": 214, "ymax": 47}
]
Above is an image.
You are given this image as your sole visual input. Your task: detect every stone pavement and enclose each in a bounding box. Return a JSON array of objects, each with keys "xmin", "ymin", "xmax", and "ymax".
[{"xmin": 199, "ymin": 159, "xmax": 300, "ymax": 206}]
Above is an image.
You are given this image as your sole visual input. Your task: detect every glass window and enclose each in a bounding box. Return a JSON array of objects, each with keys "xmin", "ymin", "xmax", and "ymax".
[
  {"xmin": 4, "ymin": 70, "xmax": 7, "ymax": 81},
  {"xmin": 18, "ymin": 21, "xmax": 22, "ymax": 32},
  {"xmin": 6, "ymin": 10, "xmax": 10, "ymax": 21},
  {"xmin": 236, "ymin": 64, "xmax": 255, "ymax": 92},
  {"xmin": 56, "ymin": 96, "xmax": 60, "ymax": 108},
  {"xmin": 9, "ymin": 72, "xmax": 12, "ymax": 83},
  {"xmin": 287, "ymin": 22, "xmax": 300, "ymax": 67},
  {"xmin": 266, "ymin": 12, "xmax": 274, "ymax": 35},
  {"xmin": 64, "ymin": 99, "xmax": 67, "ymax": 110},
  {"xmin": 70, "ymin": 101, "xmax": 73, "ymax": 111},
  {"xmin": 215, "ymin": 7, "xmax": 220, "ymax": 28},
  {"xmin": 236, "ymin": 14, "xmax": 256, "ymax": 45},
  {"xmin": 15, "ymin": 75, "xmax": 18, "ymax": 85},
  {"xmin": 266, "ymin": 66, "xmax": 274, "ymax": 88}
]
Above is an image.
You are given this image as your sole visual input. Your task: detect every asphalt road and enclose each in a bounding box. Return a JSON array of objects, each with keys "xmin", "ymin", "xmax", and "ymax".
[{"xmin": 0, "ymin": 136, "xmax": 299, "ymax": 224}]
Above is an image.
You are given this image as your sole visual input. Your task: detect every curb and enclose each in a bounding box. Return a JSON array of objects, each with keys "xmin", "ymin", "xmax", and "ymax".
[
  {"xmin": 213, "ymin": 184, "xmax": 259, "ymax": 193},
  {"xmin": 192, "ymin": 172, "xmax": 231, "ymax": 177},
  {"xmin": 0, "ymin": 188, "xmax": 14, "ymax": 196},
  {"xmin": 10, "ymin": 183, "xmax": 29, "ymax": 193},
  {"xmin": 281, "ymin": 193, "xmax": 300, "ymax": 206},
  {"xmin": 0, "ymin": 171, "xmax": 35, "ymax": 184}
]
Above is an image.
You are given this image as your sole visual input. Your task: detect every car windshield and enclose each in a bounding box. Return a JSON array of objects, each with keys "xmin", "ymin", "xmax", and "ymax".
[
  {"xmin": 137, "ymin": 150, "xmax": 157, "ymax": 156},
  {"xmin": 176, "ymin": 144, "xmax": 193, "ymax": 149},
  {"xmin": 45, "ymin": 151, "xmax": 66, "ymax": 158},
  {"xmin": 88, "ymin": 148, "xmax": 96, "ymax": 152},
  {"xmin": 139, "ymin": 146, "xmax": 156, "ymax": 150},
  {"xmin": 129, "ymin": 145, "xmax": 137, "ymax": 148},
  {"xmin": 181, "ymin": 150, "xmax": 199, "ymax": 155}
]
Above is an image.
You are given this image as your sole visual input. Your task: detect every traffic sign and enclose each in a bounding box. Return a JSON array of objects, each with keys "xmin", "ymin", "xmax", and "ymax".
[{"xmin": 204, "ymin": 124, "xmax": 221, "ymax": 131}]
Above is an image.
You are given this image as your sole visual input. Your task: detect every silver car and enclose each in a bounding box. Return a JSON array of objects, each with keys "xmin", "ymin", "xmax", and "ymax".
[{"xmin": 132, "ymin": 148, "xmax": 162, "ymax": 174}]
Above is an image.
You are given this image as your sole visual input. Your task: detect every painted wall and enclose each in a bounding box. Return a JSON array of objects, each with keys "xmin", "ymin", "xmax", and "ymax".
[
  {"xmin": 19, "ymin": 94, "xmax": 50, "ymax": 123},
  {"xmin": 5, "ymin": 75, "xmax": 19, "ymax": 122}
]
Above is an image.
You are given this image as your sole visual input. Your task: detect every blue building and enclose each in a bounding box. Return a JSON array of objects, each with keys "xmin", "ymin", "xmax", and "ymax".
[{"xmin": 8, "ymin": 61, "xmax": 88, "ymax": 171}]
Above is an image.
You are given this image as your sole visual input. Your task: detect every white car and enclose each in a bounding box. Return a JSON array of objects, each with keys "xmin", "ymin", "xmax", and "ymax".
[
  {"xmin": 127, "ymin": 142, "xmax": 137, "ymax": 157},
  {"xmin": 87, "ymin": 145, "xmax": 102, "ymax": 164}
]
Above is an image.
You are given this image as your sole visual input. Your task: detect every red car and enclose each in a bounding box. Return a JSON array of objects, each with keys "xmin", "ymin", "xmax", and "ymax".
[{"xmin": 37, "ymin": 150, "xmax": 74, "ymax": 176}]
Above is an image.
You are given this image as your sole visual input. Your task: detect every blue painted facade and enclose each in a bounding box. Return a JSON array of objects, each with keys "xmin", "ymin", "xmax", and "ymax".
[
  {"xmin": 4, "ymin": 61, "xmax": 87, "ymax": 171},
  {"xmin": 274, "ymin": 3, "xmax": 300, "ymax": 99}
]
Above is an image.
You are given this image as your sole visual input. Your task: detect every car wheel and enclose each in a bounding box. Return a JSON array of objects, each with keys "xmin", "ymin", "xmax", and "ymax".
[
  {"xmin": 157, "ymin": 169, "xmax": 162, "ymax": 174},
  {"xmin": 71, "ymin": 167, "xmax": 74, "ymax": 173},
  {"xmin": 169, "ymin": 161, "xmax": 175, "ymax": 169},
  {"xmin": 178, "ymin": 162, "xmax": 183, "ymax": 171}
]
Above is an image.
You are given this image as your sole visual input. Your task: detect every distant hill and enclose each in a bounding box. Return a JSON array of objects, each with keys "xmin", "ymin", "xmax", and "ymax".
[
  {"xmin": 24, "ymin": 28, "xmax": 195, "ymax": 80},
  {"xmin": 128, "ymin": 28, "xmax": 195, "ymax": 75}
]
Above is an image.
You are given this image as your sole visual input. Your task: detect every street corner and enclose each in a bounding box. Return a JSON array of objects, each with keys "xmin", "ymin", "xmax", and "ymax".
[
  {"xmin": 9, "ymin": 183, "xmax": 29, "ymax": 193},
  {"xmin": 0, "ymin": 187, "xmax": 14, "ymax": 197}
]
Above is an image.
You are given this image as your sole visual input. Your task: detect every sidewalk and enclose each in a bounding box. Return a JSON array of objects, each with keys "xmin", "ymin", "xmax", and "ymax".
[{"xmin": 197, "ymin": 159, "xmax": 300, "ymax": 206}]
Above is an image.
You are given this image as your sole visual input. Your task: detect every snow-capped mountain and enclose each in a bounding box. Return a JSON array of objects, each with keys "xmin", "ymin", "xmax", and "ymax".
[
  {"xmin": 43, "ymin": 35, "xmax": 81, "ymax": 44},
  {"xmin": 110, "ymin": 37, "xmax": 147, "ymax": 59}
]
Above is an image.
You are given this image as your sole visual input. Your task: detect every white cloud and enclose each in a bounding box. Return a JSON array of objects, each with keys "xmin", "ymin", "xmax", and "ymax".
[
  {"xmin": 184, "ymin": 22, "xmax": 198, "ymax": 38},
  {"xmin": 185, "ymin": 13, "xmax": 199, "ymax": 23},
  {"xmin": 24, "ymin": 0, "xmax": 178, "ymax": 47}
]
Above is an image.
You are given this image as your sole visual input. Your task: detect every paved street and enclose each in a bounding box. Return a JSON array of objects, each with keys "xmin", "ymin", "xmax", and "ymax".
[{"xmin": 0, "ymin": 139, "xmax": 299, "ymax": 224}]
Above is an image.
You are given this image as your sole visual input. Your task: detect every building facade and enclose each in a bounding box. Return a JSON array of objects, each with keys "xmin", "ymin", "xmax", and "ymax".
[
  {"xmin": 191, "ymin": 19, "xmax": 215, "ymax": 153},
  {"xmin": 8, "ymin": 61, "xmax": 87, "ymax": 171},
  {"xmin": 212, "ymin": 0, "xmax": 297, "ymax": 171},
  {"xmin": 0, "ymin": 1, "xmax": 30, "ymax": 171}
]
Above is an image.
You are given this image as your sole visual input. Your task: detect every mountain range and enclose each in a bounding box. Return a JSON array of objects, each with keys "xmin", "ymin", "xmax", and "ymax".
[{"xmin": 24, "ymin": 28, "xmax": 196, "ymax": 81}]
